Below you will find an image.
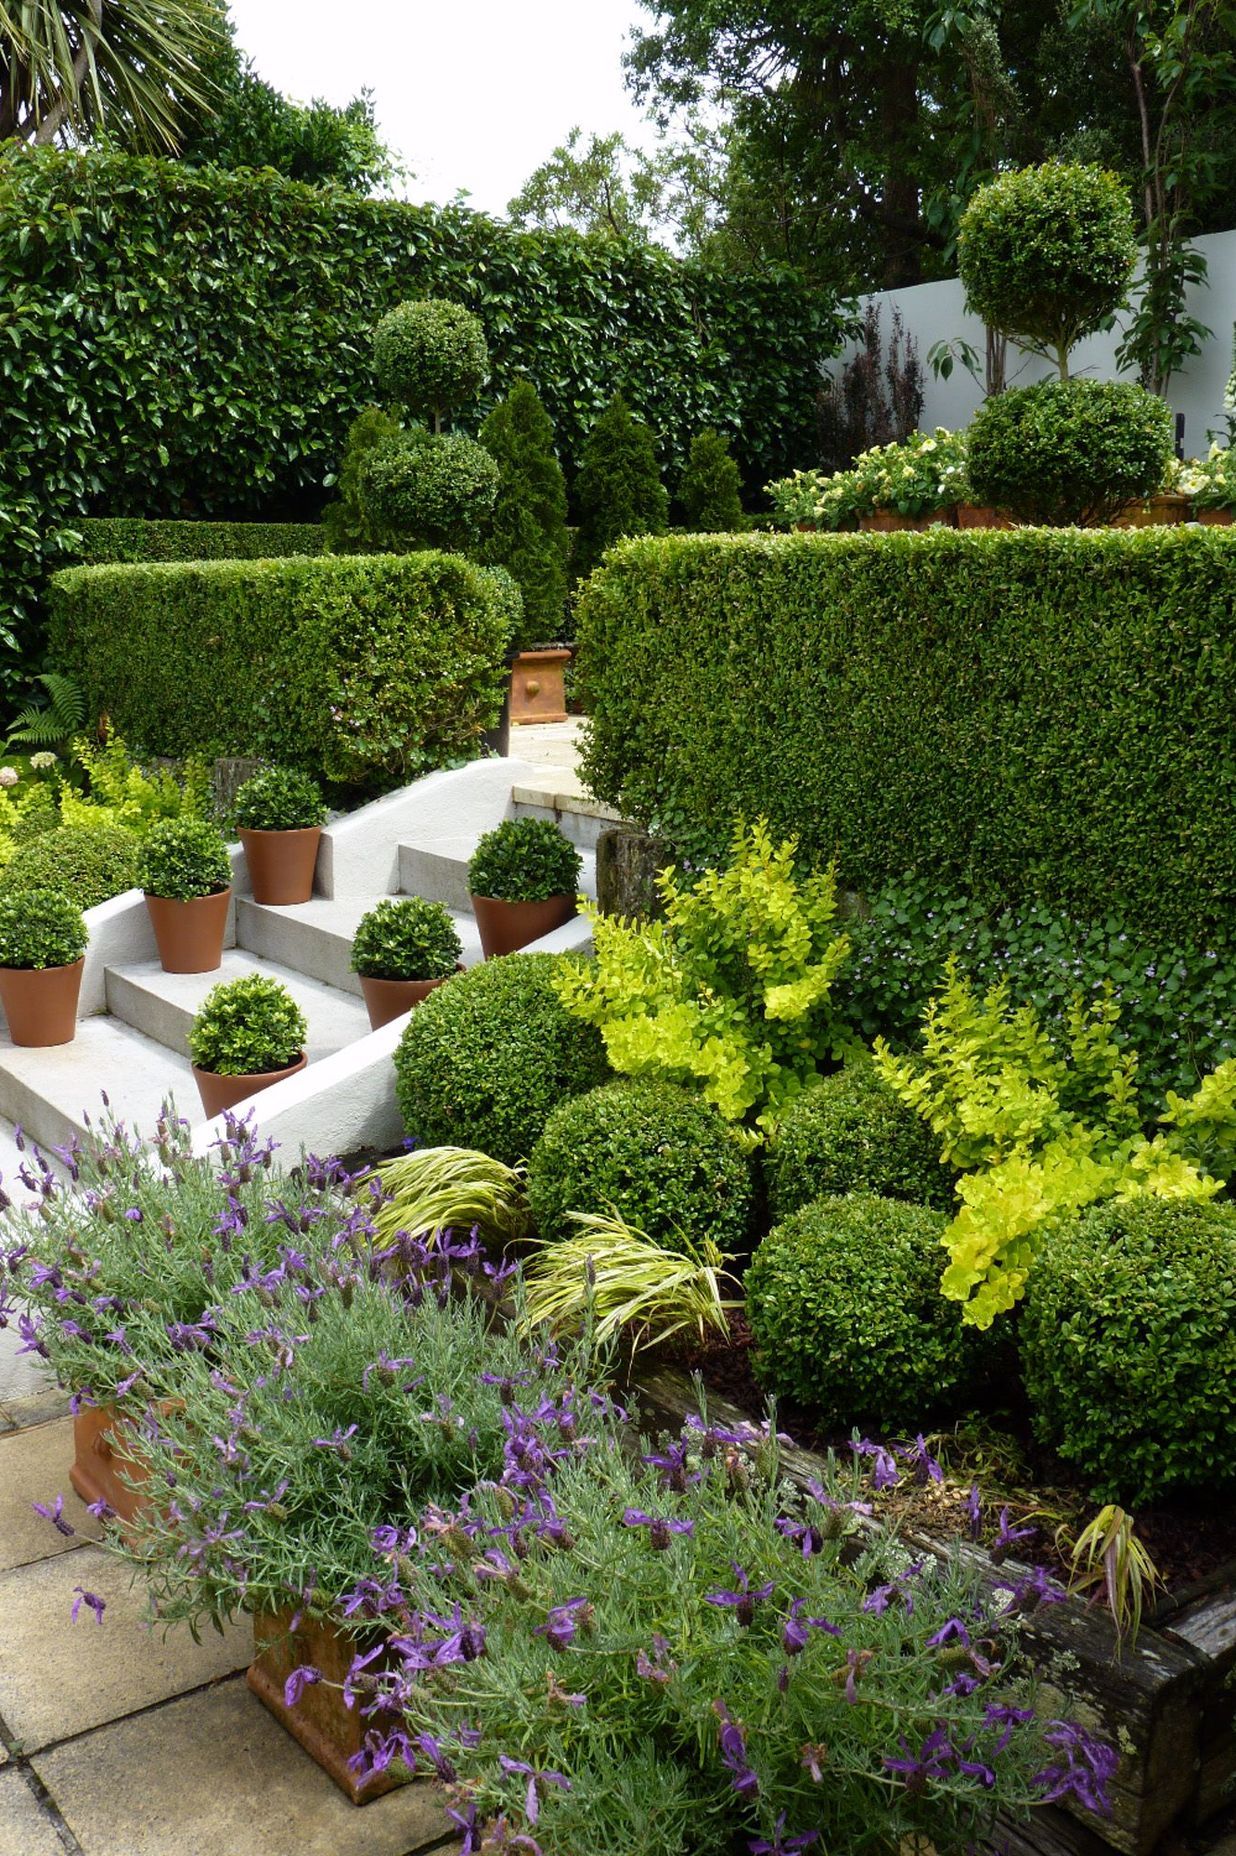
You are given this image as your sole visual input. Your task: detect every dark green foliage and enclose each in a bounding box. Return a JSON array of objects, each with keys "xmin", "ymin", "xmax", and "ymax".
[
  {"xmin": 188, "ymin": 973, "xmax": 306, "ymax": 1076},
  {"xmin": 958, "ymin": 164, "xmax": 1138, "ymax": 373},
  {"xmin": 1020, "ymin": 1198, "xmax": 1236, "ymax": 1503},
  {"xmin": 0, "ymin": 885, "xmax": 87, "ymax": 968},
  {"xmin": 745, "ymin": 1193, "xmax": 976, "ymax": 1429},
  {"xmin": 467, "ymin": 817, "xmax": 582, "ymax": 903},
  {"xmin": 350, "ymin": 897, "xmax": 462, "ymax": 982},
  {"xmin": 49, "ymin": 553, "xmax": 511, "ymax": 786},
  {"xmin": 394, "ymin": 953, "xmax": 610, "ymax": 1166},
  {"xmin": 573, "ymin": 395, "xmax": 670, "ymax": 578},
  {"xmin": 233, "ymin": 767, "xmax": 325, "ymax": 833},
  {"xmin": 966, "ymin": 380, "xmax": 1174, "ymax": 525},
  {"xmin": 373, "ymin": 299, "xmax": 490, "ymax": 428},
  {"xmin": 479, "ymin": 381, "xmax": 570, "ymax": 647},
  {"xmin": 1, "ymin": 825, "xmax": 140, "ymax": 911},
  {"xmin": 0, "ymin": 150, "xmax": 840, "ymax": 691},
  {"xmin": 136, "ymin": 818, "xmax": 230, "ymax": 901},
  {"xmin": 837, "ymin": 878, "xmax": 1236, "ymax": 1108},
  {"xmin": 69, "ymin": 519, "xmax": 324, "ymax": 567},
  {"xmin": 4, "ymin": 672, "xmax": 85, "ymax": 751},
  {"xmin": 766, "ymin": 1063, "xmax": 955, "ymax": 1221},
  {"xmin": 527, "ymin": 1079, "xmax": 755, "ymax": 1253},
  {"xmin": 678, "ymin": 428, "xmax": 743, "ymax": 531},
  {"xmin": 358, "ymin": 431, "xmax": 500, "ymax": 552},
  {"xmin": 576, "ymin": 528, "xmax": 1236, "ymax": 945},
  {"xmin": 321, "ymin": 408, "xmax": 405, "ymax": 554}
]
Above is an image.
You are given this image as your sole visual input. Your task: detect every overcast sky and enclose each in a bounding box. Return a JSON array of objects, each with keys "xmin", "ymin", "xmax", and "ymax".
[{"xmin": 225, "ymin": 0, "xmax": 657, "ymax": 216}]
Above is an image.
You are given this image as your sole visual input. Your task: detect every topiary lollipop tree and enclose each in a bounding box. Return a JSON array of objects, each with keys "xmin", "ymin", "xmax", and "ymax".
[
  {"xmin": 958, "ymin": 163, "xmax": 1137, "ymax": 381},
  {"xmin": 372, "ymin": 298, "xmax": 489, "ymax": 434}
]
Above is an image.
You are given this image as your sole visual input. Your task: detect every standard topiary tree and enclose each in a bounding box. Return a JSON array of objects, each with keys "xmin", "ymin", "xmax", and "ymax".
[
  {"xmin": 359, "ymin": 430, "xmax": 500, "ymax": 552},
  {"xmin": 966, "ymin": 378, "xmax": 1174, "ymax": 525},
  {"xmin": 677, "ymin": 428, "xmax": 744, "ymax": 532},
  {"xmin": 573, "ymin": 393, "xmax": 668, "ymax": 578},
  {"xmin": 372, "ymin": 299, "xmax": 489, "ymax": 433},
  {"xmin": 765, "ymin": 1062, "xmax": 955, "ymax": 1221},
  {"xmin": 958, "ymin": 163, "xmax": 1138, "ymax": 380},
  {"xmin": 479, "ymin": 379, "xmax": 571, "ymax": 646}
]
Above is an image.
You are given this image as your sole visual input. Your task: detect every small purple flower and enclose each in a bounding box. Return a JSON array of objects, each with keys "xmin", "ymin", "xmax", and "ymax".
[
  {"xmin": 498, "ymin": 1755, "xmax": 570, "ymax": 1825},
  {"xmin": 749, "ymin": 1814, "xmax": 819, "ymax": 1855},
  {"xmin": 782, "ymin": 1598, "xmax": 841, "ymax": 1655},
  {"xmin": 899, "ymin": 1434, "xmax": 943, "ymax": 1485},
  {"xmin": 622, "ymin": 1508, "xmax": 695, "ymax": 1550},
  {"xmin": 71, "ymin": 1587, "xmax": 106, "ymax": 1625},
  {"xmin": 713, "ymin": 1700, "xmax": 759, "ymax": 1799},
  {"xmin": 532, "ymin": 1596, "xmax": 591, "ymax": 1652},
  {"xmin": 862, "ymin": 1583, "xmax": 895, "ymax": 1616},
  {"xmin": 635, "ymin": 1634, "xmax": 675, "ymax": 1685},
  {"xmin": 990, "ymin": 1506, "xmax": 1037, "ymax": 1564},
  {"xmin": 852, "ymin": 1438, "xmax": 900, "ymax": 1490},
  {"xmin": 705, "ymin": 1563, "xmax": 775, "ymax": 1628},
  {"xmin": 1034, "ymin": 1721, "xmax": 1118, "ymax": 1815},
  {"xmin": 283, "ymin": 1665, "xmax": 321, "ymax": 1707},
  {"xmin": 884, "ymin": 1728, "xmax": 953, "ymax": 1793},
  {"xmin": 641, "ymin": 1439, "xmax": 695, "ymax": 1491},
  {"xmin": 32, "ymin": 1495, "xmax": 75, "ymax": 1538},
  {"xmin": 966, "ymin": 1483, "xmax": 983, "ymax": 1541},
  {"xmin": 926, "ymin": 1617, "xmax": 971, "ymax": 1649}
]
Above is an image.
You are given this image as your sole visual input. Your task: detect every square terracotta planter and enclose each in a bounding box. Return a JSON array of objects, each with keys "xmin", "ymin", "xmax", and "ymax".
[
  {"xmin": 510, "ymin": 648, "xmax": 570, "ymax": 724},
  {"xmin": 249, "ymin": 1608, "xmax": 404, "ymax": 1804},
  {"xmin": 68, "ymin": 1403, "xmax": 152, "ymax": 1527}
]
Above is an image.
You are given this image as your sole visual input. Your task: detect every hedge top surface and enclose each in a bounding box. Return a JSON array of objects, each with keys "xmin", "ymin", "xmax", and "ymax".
[{"xmin": 68, "ymin": 518, "xmax": 325, "ymax": 566}]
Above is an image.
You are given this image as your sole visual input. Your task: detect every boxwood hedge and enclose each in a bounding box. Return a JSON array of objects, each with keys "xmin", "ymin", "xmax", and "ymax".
[
  {"xmin": 577, "ymin": 527, "xmax": 1236, "ymax": 943},
  {"xmin": 49, "ymin": 551, "xmax": 512, "ymax": 785},
  {"xmin": 69, "ymin": 518, "xmax": 324, "ymax": 566}
]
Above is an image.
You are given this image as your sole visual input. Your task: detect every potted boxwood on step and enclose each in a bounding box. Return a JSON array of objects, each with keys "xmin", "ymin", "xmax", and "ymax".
[
  {"xmin": 138, "ymin": 818, "xmax": 232, "ymax": 974},
  {"xmin": 350, "ymin": 896, "xmax": 464, "ymax": 1029},
  {"xmin": 0, "ymin": 886, "xmax": 88, "ymax": 1045},
  {"xmin": 234, "ymin": 767, "xmax": 327, "ymax": 906},
  {"xmin": 467, "ymin": 817, "xmax": 581, "ymax": 958},
  {"xmin": 188, "ymin": 972, "xmax": 308, "ymax": 1118}
]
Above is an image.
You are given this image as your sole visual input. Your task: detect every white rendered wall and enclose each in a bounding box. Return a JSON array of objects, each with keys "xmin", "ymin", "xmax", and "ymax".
[{"xmin": 831, "ymin": 228, "xmax": 1236, "ymax": 458}]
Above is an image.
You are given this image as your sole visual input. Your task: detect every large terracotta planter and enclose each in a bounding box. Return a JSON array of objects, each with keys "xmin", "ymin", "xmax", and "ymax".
[
  {"xmin": 192, "ymin": 1051, "xmax": 307, "ymax": 1120},
  {"xmin": 1112, "ymin": 491, "xmax": 1191, "ymax": 527},
  {"xmin": 471, "ymin": 892, "xmax": 576, "ymax": 959},
  {"xmin": 1195, "ymin": 507, "xmax": 1233, "ymax": 526},
  {"xmin": 510, "ymin": 648, "xmax": 571, "ymax": 725},
  {"xmin": 955, "ymin": 503, "xmax": 1015, "ymax": 530},
  {"xmin": 69, "ymin": 1404, "xmax": 151, "ymax": 1525},
  {"xmin": 358, "ymin": 968, "xmax": 460, "ymax": 1032},
  {"xmin": 145, "ymin": 887, "xmax": 231, "ymax": 974},
  {"xmin": 249, "ymin": 1608, "xmax": 403, "ymax": 1805},
  {"xmin": 0, "ymin": 957, "xmax": 83, "ymax": 1047},
  {"xmin": 239, "ymin": 827, "xmax": 322, "ymax": 906},
  {"xmin": 858, "ymin": 507, "xmax": 957, "ymax": 532}
]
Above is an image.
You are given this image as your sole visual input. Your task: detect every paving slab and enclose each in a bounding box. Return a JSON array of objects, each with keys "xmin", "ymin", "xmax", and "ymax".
[
  {"xmin": 35, "ymin": 1676, "xmax": 450, "ymax": 1856},
  {"xmin": 0, "ymin": 1384, "xmax": 70, "ymax": 1431},
  {"xmin": 0, "ymin": 1546, "xmax": 249, "ymax": 1752},
  {"xmin": 0, "ymin": 1318, "xmax": 49, "ymax": 1409},
  {"xmin": 0, "ymin": 1417, "xmax": 99, "ymax": 1572},
  {"xmin": 0, "ymin": 1767, "xmax": 66, "ymax": 1856}
]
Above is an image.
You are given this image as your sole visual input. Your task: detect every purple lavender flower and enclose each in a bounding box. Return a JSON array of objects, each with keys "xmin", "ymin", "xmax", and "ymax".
[
  {"xmin": 32, "ymin": 1495, "xmax": 75, "ymax": 1538},
  {"xmin": 497, "ymin": 1755, "xmax": 570, "ymax": 1825},
  {"xmin": 996, "ymin": 1564, "xmax": 1067, "ymax": 1615},
  {"xmin": 900, "ymin": 1434, "xmax": 944, "ymax": 1485},
  {"xmin": 749, "ymin": 1814, "xmax": 819, "ymax": 1855},
  {"xmin": 532, "ymin": 1596, "xmax": 591, "ymax": 1652},
  {"xmin": 883, "ymin": 1728, "xmax": 954, "ymax": 1793},
  {"xmin": 782, "ymin": 1598, "xmax": 841, "ymax": 1655},
  {"xmin": 966, "ymin": 1483, "xmax": 983, "ymax": 1541},
  {"xmin": 852, "ymin": 1438, "xmax": 900, "ymax": 1489},
  {"xmin": 705, "ymin": 1563, "xmax": 775, "ymax": 1628},
  {"xmin": 622, "ymin": 1508, "xmax": 695, "ymax": 1550},
  {"xmin": 862, "ymin": 1583, "xmax": 895, "ymax": 1616},
  {"xmin": 713, "ymin": 1701, "xmax": 759, "ymax": 1799},
  {"xmin": 641, "ymin": 1439, "xmax": 695, "ymax": 1491},
  {"xmin": 71, "ymin": 1587, "xmax": 106, "ymax": 1625},
  {"xmin": 990, "ymin": 1506, "xmax": 1037, "ymax": 1564},
  {"xmin": 635, "ymin": 1634, "xmax": 675, "ymax": 1685},
  {"xmin": 926, "ymin": 1617, "xmax": 971, "ymax": 1648},
  {"xmin": 283, "ymin": 1665, "xmax": 321, "ymax": 1707},
  {"xmin": 1034, "ymin": 1721, "xmax": 1118, "ymax": 1815}
]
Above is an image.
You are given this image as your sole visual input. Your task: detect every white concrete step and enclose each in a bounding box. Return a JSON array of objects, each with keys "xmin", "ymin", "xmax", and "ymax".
[
  {"xmin": 398, "ymin": 836, "xmax": 597, "ymax": 910},
  {"xmin": 235, "ymin": 897, "xmax": 484, "ymax": 995},
  {"xmin": 510, "ymin": 778, "xmax": 623, "ymax": 852},
  {"xmin": 104, "ymin": 951, "xmax": 372, "ymax": 1065},
  {"xmin": 0, "ymin": 1017, "xmax": 193, "ymax": 1155}
]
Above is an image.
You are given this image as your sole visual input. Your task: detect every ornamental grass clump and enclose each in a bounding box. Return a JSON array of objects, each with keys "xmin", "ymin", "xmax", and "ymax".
[
  {"xmin": 521, "ymin": 1209, "xmax": 738, "ymax": 1353},
  {"xmin": 371, "ymin": 1145, "xmax": 529, "ymax": 1248},
  {"xmin": 467, "ymin": 816, "xmax": 581, "ymax": 904},
  {"xmin": 188, "ymin": 974, "xmax": 306, "ymax": 1077},
  {"xmin": 233, "ymin": 766, "xmax": 326, "ymax": 833},
  {"xmin": 318, "ymin": 1400, "xmax": 1115, "ymax": 1854},
  {"xmin": 0, "ymin": 886, "xmax": 87, "ymax": 970},
  {"xmin": 137, "ymin": 816, "xmax": 230, "ymax": 900},
  {"xmin": 351, "ymin": 896, "xmax": 462, "ymax": 982}
]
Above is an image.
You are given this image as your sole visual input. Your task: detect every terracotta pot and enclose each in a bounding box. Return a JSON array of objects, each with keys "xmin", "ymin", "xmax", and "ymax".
[
  {"xmin": 239, "ymin": 827, "xmax": 322, "ymax": 906},
  {"xmin": 510, "ymin": 647, "xmax": 571, "ymax": 725},
  {"xmin": 68, "ymin": 1403, "xmax": 151, "ymax": 1525},
  {"xmin": 145, "ymin": 887, "xmax": 231, "ymax": 974},
  {"xmin": 1195, "ymin": 507, "xmax": 1233, "ymax": 526},
  {"xmin": 1112, "ymin": 491, "xmax": 1191, "ymax": 528},
  {"xmin": 955, "ymin": 503, "xmax": 1015, "ymax": 530},
  {"xmin": 358, "ymin": 967, "xmax": 461, "ymax": 1032},
  {"xmin": 249, "ymin": 1608, "xmax": 403, "ymax": 1804},
  {"xmin": 192, "ymin": 1051, "xmax": 307, "ymax": 1120},
  {"xmin": 471, "ymin": 892, "xmax": 576, "ymax": 959},
  {"xmin": 0, "ymin": 957, "xmax": 83, "ymax": 1047},
  {"xmin": 858, "ymin": 507, "xmax": 957, "ymax": 532}
]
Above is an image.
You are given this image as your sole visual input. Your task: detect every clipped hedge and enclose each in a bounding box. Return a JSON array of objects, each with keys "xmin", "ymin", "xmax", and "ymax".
[
  {"xmin": 0, "ymin": 146, "xmax": 843, "ymax": 683},
  {"xmin": 50, "ymin": 552, "xmax": 512, "ymax": 785},
  {"xmin": 70, "ymin": 518, "xmax": 324, "ymax": 566},
  {"xmin": 577, "ymin": 527, "xmax": 1236, "ymax": 943}
]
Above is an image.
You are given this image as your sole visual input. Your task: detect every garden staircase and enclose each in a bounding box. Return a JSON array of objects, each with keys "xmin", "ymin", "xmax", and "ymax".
[{"xmin": 0, "ymin": 759, "xmax": 616, "ymax": 1176}]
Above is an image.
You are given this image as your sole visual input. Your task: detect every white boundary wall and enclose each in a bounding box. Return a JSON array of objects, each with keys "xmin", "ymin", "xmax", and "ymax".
[{"xmin": 836, "ymin": 227, "xmax": 1236, "ymax": 457}]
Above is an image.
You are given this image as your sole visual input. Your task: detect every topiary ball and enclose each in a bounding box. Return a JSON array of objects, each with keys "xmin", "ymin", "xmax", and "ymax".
[
  {"xmin": 372, "ymin": 298, "xmax": 489, "ymax": 424},
  {"xmin": 1020, "ymin": 1197, "xmax": 1236, "ymax": 1504},
  {"xmin": 745, "ymin": 1194, "xmax": 975, "ymax": 1429},
  {"xmin": 359, "ymin": 430, "xmax": 500, "ymax": 552},
  {"xmin": 966, "ymin": 378, "xmax": 1173, "ymax": 526},
  {"xmin": 528, "ymin": 1079, "xmax": 754, "ymax": 1254},
  {"xmin": 394, "ymin": 953, "xmax": 610, "ymax": 1166},
  {"xmin": 766, "ymin": 1063, "xmax": 954, "ymax": 1221},
  {"xmin": 1, "ymin": 823, "xmax": 141, "ymax": 911}
]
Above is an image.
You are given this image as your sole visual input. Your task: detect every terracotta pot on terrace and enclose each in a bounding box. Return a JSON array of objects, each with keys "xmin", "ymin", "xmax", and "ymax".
[
  {"xmin": 249, "ymin": 1608, "xmax": 404, "ymax": 1804},
  {"xmin": 471, "ymin": 893, "xmax": 576, "ymax": 960},
  {"xmin": 358, "ymin": 967, "xmax": 462, "ymax": 1032},
  {"xmin": 192, "ymin": 1051, "xmax": 307, "ymax": 1120},
  {"xmin": 858, "ymin": 507, "xmax": 957, "ymax": 532},
  {"xmin": 238, "ymin": 828, "xmax": 322, "ymax": 906},
  {"xmin": 145, "ymin": 888, "xmax": 231, "ymax": 975},
  {"xmin": 1195, "ymin": 507, "xmax": 1234, "ymax": 526},
  {"xmin": 0, "ymin": 958, "xmax": 83, "ymax": 1047},
  {"xmin": 510, "ymin": 647, "xmax": 571, "ymax": 725},
  {"xmin": 1112, "ymin": 491, "xmax": 1191, "ymax": 528},
  {"xmin": 955, "ymin": 503, "xmax": 1015, "ymax": 530},
  {"xmin": 69, "ymin": 1403, "xmax": 152, "ymax": 1527}
]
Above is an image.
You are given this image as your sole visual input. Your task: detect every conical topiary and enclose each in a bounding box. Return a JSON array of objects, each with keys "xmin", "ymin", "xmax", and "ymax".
[
  {"xmin": 479, "ymin": 380, "xmax": 570, "ymax": 646},
  {"xmin": 678, "ymin": 428, "xmax": 744, "ymax": 532},
  {"xmin": 572, "ymin": 392, "xmax": 668, "ymax": 579}
]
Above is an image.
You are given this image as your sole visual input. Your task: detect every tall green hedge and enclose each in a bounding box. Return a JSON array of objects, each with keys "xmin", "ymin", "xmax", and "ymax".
[
  {"xmin": 70, "ymin": 518, "xmax": 324, "ymax": 566},
  {"xmin": 0, "ymin": 146, "xmax": 843, "ymax": 688},
  {"xmin": 576, "ymin": 527, "xmax": 1236, "ymax": 943},
  {"xmin": 49, "ymin": 552, "xmax": 512, "ymax": 786}
]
